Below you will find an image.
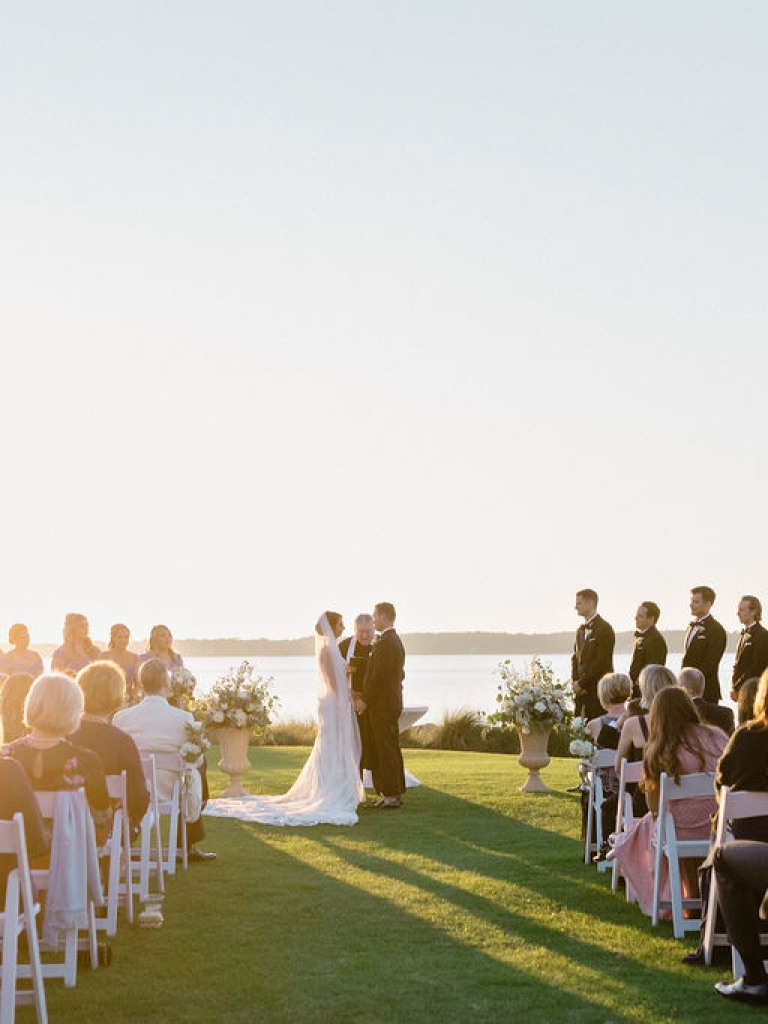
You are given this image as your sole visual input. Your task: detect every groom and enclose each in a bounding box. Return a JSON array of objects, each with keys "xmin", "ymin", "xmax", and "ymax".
[{"xmin": 359, "ymin": 602, "xmax": 406, "ymax": 809}]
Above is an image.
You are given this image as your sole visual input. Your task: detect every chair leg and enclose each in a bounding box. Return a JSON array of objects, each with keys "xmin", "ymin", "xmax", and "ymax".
[
  {"xmin": 1, "ymin": 889, "xmax": 19, "ymax": 1024},
  {"xmin": 63, "ymin": 928, "xmax": 78, "ymax": 988}
]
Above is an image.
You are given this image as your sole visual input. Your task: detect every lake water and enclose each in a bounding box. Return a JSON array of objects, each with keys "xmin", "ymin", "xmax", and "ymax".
[{"xmin": 184, "ymin": 651, "xmax": 739, "ymax": 724}]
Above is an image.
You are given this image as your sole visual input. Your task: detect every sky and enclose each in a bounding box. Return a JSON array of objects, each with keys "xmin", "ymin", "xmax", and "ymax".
[{"xmin": 1, "ymin": 2, "xmax": 766, "ymax": 643}]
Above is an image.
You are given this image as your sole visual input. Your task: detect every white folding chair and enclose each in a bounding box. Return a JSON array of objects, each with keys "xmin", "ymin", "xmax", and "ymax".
[
  {"xmin": 0, "ymin": 813, "xmax": 47, "ymax": 1023},
  {"xmin": 31, "ymin": 790, "xmax": 102, "ymax": 987},
  {"xmin": 149, "ymin": 753, "xmax": 189, "ymax": 875},
  {"xmin": 651, "ymin": 771, "xmax": 716, "ymax": 938},
  {"xmin": 583, "ymin": 749, "xmax": 615, "ymax": 868},
  {"xmin": 133, "ymin": 757, "xmax": 164, "ymax": 902},
  {"xmin": 611, "ymin": 759, "xmax": 644, "ymax": 898},
  {"xmin": 703, "ymin": 786, "xmax": 768, "ymax": 967},
  {"xmin": 94, "ymin": 773, "xmax": 133, "ymax": 936}
]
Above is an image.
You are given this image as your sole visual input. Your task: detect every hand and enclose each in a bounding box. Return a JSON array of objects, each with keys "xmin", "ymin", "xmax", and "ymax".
[
  {"xmin": 571, "ymin": 680, "xmax": 583, "ymax": 695},
  {"xmin": 354, "ymin": 697, "xmax": 366, "ymax": 715}
]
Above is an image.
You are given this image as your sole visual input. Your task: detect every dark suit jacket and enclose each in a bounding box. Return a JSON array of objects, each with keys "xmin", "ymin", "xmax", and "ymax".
[
  {"xmin": 70, "ymin": 718, "xmax": 150, "ymax": 830},
  {"xmin": 571, "ymin": 615, "xmax": 615, "ymax": 707},
  {"xmin": 732, "ymin": 622, "xmax": 768, "ymax": 693},
  {"xmin": 715, "ymin": 721, "xmax": 768, "ymax": 840},
  {"xmin": 628, "ymin": 625, "xmax": 668, "ymax": 684},
  {"xmin": 338, "ymin": 637, "xmax": 373, "ymax": 696},
  {"xmin": 693, "ymin": 697, "xmax": 735, "ymax": 735},
  {"xmin": 681, "ymin": 614, "xmax": 727, "ymax": 703},
  {"xmin": 363, "ymin": 629, "xmax": 405, "ymax": 716}
]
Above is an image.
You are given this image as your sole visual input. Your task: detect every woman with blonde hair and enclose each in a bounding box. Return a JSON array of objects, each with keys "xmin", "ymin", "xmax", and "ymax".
[
  {"xmin": 141, "ymin": 624, "xmax": 183, "ymax": 671},
  {"xmin": 104, "ymin": 624, "xmax": 141, "ymax": 702},
  {"xmin": 3, "ymin": 673, "xmax": 112, "ymax": 840},
  {"xmin": 614, "ymin": 664, "xmax": 677, "ymax": 776},
  {"xmin": 51, "ymin": 613, "xmax": 101, "ymax": 676},
  {"xmin": 609, "ymin": 686, "xmax": 728, "ymax": 917}
]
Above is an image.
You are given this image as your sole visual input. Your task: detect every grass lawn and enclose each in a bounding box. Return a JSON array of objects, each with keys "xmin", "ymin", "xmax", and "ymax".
[{"xmin": 39, "ymin": 748, "xmax": 748, "ymax": 1023}]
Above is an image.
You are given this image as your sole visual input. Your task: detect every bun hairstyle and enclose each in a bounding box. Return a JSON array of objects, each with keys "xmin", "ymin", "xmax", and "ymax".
[{"xmin": 316, "ymin": 611, "xmax": 343, "ymax": 636}]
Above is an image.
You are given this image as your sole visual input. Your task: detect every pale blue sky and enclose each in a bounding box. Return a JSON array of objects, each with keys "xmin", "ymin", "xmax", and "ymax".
[{"xmin": 1, "ymin": 3, "xmax": 766, "ymax": 642}]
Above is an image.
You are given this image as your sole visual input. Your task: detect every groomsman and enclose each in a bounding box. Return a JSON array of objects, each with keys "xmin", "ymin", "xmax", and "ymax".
[
  {"xmin": 731, "ymin": 595, "xmax": 768, "ymax": 699},
  {"xmin": 629, "ymin": 601, "xmax": 668, "ymax": 698},
  {"xmin": 570, "ymin": 589, "xmax": 615, "ymax": 721},
  {"xmin": 681, "ymin": 585, "xmax": 727, "ymax": 703}
]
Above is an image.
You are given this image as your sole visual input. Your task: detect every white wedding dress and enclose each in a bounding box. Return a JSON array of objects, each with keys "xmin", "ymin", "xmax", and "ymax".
[{"xmin": 205, "ymin": 616, "xmax": 364, "ymax": 826}]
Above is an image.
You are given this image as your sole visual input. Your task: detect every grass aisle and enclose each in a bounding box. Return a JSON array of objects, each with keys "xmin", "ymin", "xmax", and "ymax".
[{"xmin": 43, "ymin": 749, "xmax": 746, "ymax": 1023}]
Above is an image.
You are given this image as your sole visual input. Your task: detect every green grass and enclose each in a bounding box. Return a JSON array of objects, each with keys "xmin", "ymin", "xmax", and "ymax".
[{"xmin": 38, "ymin": 748, "xmax": 746, "ymax": 1023}]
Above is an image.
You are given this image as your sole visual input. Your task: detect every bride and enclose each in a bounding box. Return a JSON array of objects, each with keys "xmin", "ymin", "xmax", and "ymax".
[{"xmin": 206, "ymin": 611, "xmax": 364, "ymax": 826}]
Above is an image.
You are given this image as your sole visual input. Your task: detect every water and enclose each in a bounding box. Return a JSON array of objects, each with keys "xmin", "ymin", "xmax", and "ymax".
[{"xmin": 183, "ymin": 651, "xmax": 739, "ymax": 724}]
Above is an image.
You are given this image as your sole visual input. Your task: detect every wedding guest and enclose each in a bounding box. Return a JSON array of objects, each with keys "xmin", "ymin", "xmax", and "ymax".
[
  {"xmin": 712, "ymin": 841, "xmax": 768, "ymax": 1004},
  {"xmin": 70, "ymin": 661, "xmax": 149, "ymax": 836},
  {"xmin": 570, "ymin": 589, "xmax": 615, "ymax": 722},
  {"xmin": 113, "ymin": 659, "xmax": 214, "ymax": 861},
  {"xmin": 614, "ymin": 665, "xmax": 677, "ymax": 817},
  {"xmin": 140, "ymin": 624, "xmax": 184, "ymax": 671},
  {"xmin": 104, "ymin": 624, "xmax": 141, "ymax": 702},
  {"xmin": 681, "ymin": 667, "xmax": 768, "ymax": 966},
  {"xmin": 738, "ymin": 677, "xmax": 760, "ymax": 726},
  {"xmin": 0, "ymin": 624, "xmax": 44, "ymax": 679},
  {"xmin": 0, "ymin": 756, "xmax": 48, "ymax": 894},
  {"xmin": 628, "ymin": 602, "xmax": 667, "ymax": 700},
  {"xmin": 679, "ymin": 667, "xmax": 735, "ymax": 735},
  {"xmin": 3, "ymin": 673, "xmax": 113, "ymax": 842},
  {"xmin": 681, "ymin": 586, "xmax": 727, "ymax": 703},
  {"xmin": 731, "ymin": 596, "xmax": 768, "ymax": 700},
  {"xmin": 609, "ymin": 687, "xmax": 728, "ymax": 918},
  {"xmin": 339, "ymin": 613, "xmax": 375, "ymax": 774},
  {"xmin": 0, "ymin": 673, "xmax": 34, "ymax": 743},
  {"xmin": 587, "ymin": 672, "xmax": 632, "ymax": 862},
  {"xmin": 51, "ymin": 612, "xmax": 101, "ymax": 676}
]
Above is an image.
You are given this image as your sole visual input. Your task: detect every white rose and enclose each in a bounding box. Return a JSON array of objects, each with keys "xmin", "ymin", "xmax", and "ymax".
[
  {"xmin": 534, "ymin": 701, "xmax": 546, "ymax": 713},
  {"xmin": 211, "ymin": 709, "xmax": 225, "ymax": 724}
]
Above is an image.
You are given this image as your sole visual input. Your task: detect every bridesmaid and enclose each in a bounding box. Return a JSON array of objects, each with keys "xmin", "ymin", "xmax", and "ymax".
[
  {"xmin": 104, "ymin": 624, "xmax": 141, "ymax": 702},
  {"xmin": 0, "ymin": 624, "xmax": 44, "ymax": 678},
  {"xmin": 51, "ymin": 612, "xmax": 101, "ymax": 676},
  {"xmin": 141, "ymin": 624, "xmax": 184, "ymax": 672}
]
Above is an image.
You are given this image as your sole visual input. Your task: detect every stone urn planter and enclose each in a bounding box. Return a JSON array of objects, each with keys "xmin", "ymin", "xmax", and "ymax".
[
  {"xmin": 216, "ymin": 727, "xmax": 252, "ymax": 797},
  {"xmin": 516, "ymin": 725, "xmax": 553, "ymax": 793}
]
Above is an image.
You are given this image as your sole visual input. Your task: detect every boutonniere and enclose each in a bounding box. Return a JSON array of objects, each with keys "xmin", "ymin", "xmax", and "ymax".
[{"xmin": 583, "ymin": 628, "xmax": 592, "ymax": 640}]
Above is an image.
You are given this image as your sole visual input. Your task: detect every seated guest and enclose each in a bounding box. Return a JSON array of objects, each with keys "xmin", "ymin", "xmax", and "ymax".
[
  {"xmin": 738, "ymin": 677, "xmax": 760, "ymax": 726},
  {"xmin": 103, "ymin": 624, "xmax": 141, "ymax": 703},
  {"xmin": 140, "ymin": 624, "xmax": 183, "ymax": 672},
  {"xmin": 0, "ymin": 624, "xmax": 44, "ymax": 679},
  {"xmin": 587, "ymin": 672, "xmax": 632, "ymax": 862},
  {"xmin": 609, "ymin": 686, "xmax": 728, "ymax": 918},
  {"xmin": 615, "ymin": 664, "xmax": 677, "ymax": 816},
  {"xmin": 679, "ymin": 667, "xmax": 735, "ymax": 735},
  {"xmin": 113, "ymin": 659, "xmax": 215, "ymax": 862},
  {"xmin": 52, "ymin": 612, "xmax": 101, "ymax": 676},
  {"xmin": 3, "ymin": 673, "xmax": 113, "ymax": 843},
  {"xmin": 682, "ymin": 666, "xmax": 768, "ymax": 965},
  {"xmin": 713, "ymin": 841, "xmax": 768, "ymax": 1004},
  {"xmin": 0, "ymin": 756, "xmax": 48, "ymax": 894},
  {"xmin": 0, "ymin": 673, "xmax": 34, "ymax": 743},
  {"xmin": 70, "ymin": 661, "xmax": 149, "ymax": 837}
]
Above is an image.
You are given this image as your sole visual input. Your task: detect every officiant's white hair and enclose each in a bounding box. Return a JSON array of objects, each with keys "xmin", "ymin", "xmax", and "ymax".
[{"xmin": 354, "ymin": 614, "xmax": 373, "ymax": 625}]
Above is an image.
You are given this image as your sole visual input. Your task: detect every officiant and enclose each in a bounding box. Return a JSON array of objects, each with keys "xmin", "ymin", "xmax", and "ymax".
[{"xmin": 339, "ymin": 613, "xmax": 375, "ymax": 774}]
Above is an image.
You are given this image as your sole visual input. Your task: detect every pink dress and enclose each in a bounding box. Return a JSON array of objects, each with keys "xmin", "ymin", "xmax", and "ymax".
[{"xmin": 611, "ymin": 725, "xmax": 728, "ymax": 916}]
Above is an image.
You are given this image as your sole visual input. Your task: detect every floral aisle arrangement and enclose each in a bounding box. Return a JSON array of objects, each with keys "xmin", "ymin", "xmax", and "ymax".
[
  {"xmin": 489, "ymin": 657, "xmax": 571, "ymax": 734},
  {"xmin": 181, "ymin": 720, "xmax": 211, "ymax": 765},
  {"xmin": 168, "ymin": 666, "xmax": 198, "ymax": 711},
  {"xmin": 195, "ymin": 661, "xmax": 278, "ymax": 736},
  {"xmin": 568, "ymin": 717, "xmax": 594, "ymax": 759},
  {"xmin": 488, "ymin": 657, "xmax": 572, "ymax": 792}
]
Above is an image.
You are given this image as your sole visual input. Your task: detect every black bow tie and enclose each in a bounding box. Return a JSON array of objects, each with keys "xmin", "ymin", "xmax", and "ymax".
[
  {"xmin": 689, "ymin": 621, "xmax": 701, "ymax": 629},
  {"xmin": 635, "ymin": 630, "xmax": 644, "ymax": 638},
  {"xmin": 741, "ymin": 626, "xmax": 753, "ymax": 635}
]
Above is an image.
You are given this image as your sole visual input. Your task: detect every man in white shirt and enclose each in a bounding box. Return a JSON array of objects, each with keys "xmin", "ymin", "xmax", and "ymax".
[{"xmin": 113, "ymin": 659, "xmax": 215, "ymax": 862}]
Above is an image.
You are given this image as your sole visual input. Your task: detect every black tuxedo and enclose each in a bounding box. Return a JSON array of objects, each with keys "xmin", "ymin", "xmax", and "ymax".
[
  {"xmin": 681, "ymin": 614, "xmax": 727, "ymax": 703},
  {"xmin": 363, "ymin": 628, "xmax": 406, "ymax": 798},
  {"xmin": 732, "ymin": 622, "xmax": 768, "ymax": 694},
  {"xmin": 693, "ymin": 697, "xmax": 735, "ymax": 736},
  {"xmin": 571, "ymin": 615, "xmax": 615, "ymax": 719},
  {"xmin": 628, "ymin": 625, "xmax": 668, "ymax": 695},
  {"xmin": 338, "ymin": 636, "xmax": 374, "ymax": 771}
]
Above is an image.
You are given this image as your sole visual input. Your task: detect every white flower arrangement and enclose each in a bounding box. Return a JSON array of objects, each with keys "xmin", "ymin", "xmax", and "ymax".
[
  {"xmin": 181, "ymin": 720, "xmax": 211, "ymax": 765},
  {"xmin": 196, "ymin": 661, "xmax": 277, "ymax": 734},
  {"xmin": 489, "ymin": 657, "xmax": 571, "ymax": 735},
  {"xmin": 169, "ymin": 666, "xmax": 197, "ymax": 710},
  {"xmin": 568, "ymin": 716, "xmax": 594, "ymax": 759}
]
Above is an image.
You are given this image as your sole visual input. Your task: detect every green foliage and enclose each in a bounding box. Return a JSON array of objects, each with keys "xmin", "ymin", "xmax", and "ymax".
[
  {"xmin": 264, "ymin": 718, "xmax": 318, "ymax": 746},
  {"xmin": 489, "ymin": 656, "xmax": 571, "ymax": 733}
]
